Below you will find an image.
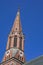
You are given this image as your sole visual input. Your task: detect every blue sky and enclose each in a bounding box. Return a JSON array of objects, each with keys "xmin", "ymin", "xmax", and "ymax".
[{"xmin": 0, "ymin": 0, "xmax": 43, "ymax": 62}]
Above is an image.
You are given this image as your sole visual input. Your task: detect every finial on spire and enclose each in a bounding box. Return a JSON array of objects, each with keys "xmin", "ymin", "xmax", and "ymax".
[
  {"xmin": 17, "ymin": 7, "xmax": 20, "ymax": 16},
  {"xmin": 17, "ymin": 11, "xmax": 20, "ymax": 15},
  {"xmin": 17, "ymin": 8, "xmax": 20, "ymax": 17}
]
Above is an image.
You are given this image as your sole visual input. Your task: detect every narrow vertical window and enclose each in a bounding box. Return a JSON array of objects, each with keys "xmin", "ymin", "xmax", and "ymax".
[
  {"xmin": 14, "ymin": 35, "xmax": 17, "ymax": 47},
  {"xmin": 8, "ymin": 43, "xmax": 10, "ymax": 49},
  {"xmin": 8, "ymin": 37, "xmax": 11, "ymax": 49},
  {"xmin": 20, "ymin": 37, "xmax": 22, "ymax": 50}
]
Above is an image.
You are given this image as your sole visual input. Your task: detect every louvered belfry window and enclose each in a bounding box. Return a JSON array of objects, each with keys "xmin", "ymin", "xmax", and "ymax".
[
  {"xmin": 14, "ymin": 35, "xmax": 17, "ymax": 47},
  {"xmin": 8, "ymin": 37, "xmax": 11, "ymax": 49},
  {"xmin": 20, "ymin": 37, "xmax": 22, "ymax": 50}
]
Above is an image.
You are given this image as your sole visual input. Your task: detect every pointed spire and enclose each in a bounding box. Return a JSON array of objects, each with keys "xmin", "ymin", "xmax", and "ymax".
[{"xmin": 11, "ymin": 9, "xmax": 22, "ymax": 34}]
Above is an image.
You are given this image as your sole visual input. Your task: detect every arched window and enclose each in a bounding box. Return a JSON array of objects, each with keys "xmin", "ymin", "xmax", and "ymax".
[
  {"xmin": 19, "ymin": 37, "xmax": 22, "ymax": 50},
  {"xmin": 14, "ymin": 35, "xmax": 17, "ymax": 47}
]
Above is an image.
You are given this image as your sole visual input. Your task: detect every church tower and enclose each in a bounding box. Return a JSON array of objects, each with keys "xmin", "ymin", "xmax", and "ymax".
[{"xmin": 1, "ymin": 10, "xmax": 25, "ymax": 65}]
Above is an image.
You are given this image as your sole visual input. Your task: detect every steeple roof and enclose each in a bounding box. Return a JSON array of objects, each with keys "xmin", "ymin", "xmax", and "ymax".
[{"xmin": 11, "ymin": 9, "xmax": 22, "ymax": 33}]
